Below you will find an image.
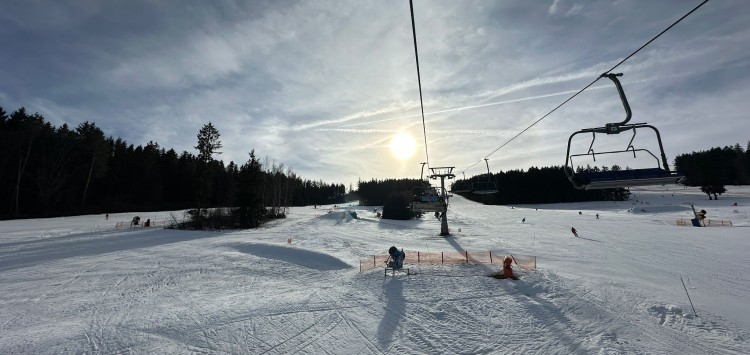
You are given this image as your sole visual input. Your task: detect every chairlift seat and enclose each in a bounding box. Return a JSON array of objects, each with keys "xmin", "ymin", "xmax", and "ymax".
[
  {"xmin": 471, "ymin": 181, "xmax": 498, "ymax": 195},
  {"xmin": 411, "ymin": 185, "xmax": 444, "ymax": 212},
  {"xmin": 411, "ymin": 201, "xmax": 444, "ymax": 213},
  {"xmin": 575, "ymin": 168, "xmax": 685, "ymax": 190},
  {"xmin": 451, "ymin": 182, "xmax": 470, "ymax": 193}
]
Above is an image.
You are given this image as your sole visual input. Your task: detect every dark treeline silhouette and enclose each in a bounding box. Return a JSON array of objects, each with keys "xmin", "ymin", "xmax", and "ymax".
[
  {"xmin": 357, "ymin": 178, "xmax": 425, "ymax": 206},
  {"xmin": 357, "ymin": 178, "xmax": 426, "ymax": 220},
  {"xmin": 674, "ymin": 142, "xmax": 750, "ymax": 200},
  {"xmin": 0, "ymin": 106, "xmax": 345, "ymax": 221},
  {"xmin": 455, "ymin": 166, "xmax": 630, "ymax": 204},
  {"xmin": 356, "ymin": 169, "xmax": 629, "ymax": 214}
]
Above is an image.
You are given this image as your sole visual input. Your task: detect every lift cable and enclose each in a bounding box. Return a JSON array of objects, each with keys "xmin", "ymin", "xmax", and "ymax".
[
  {"xmin": 409, "ymin": 0, "xmax": 430, "ymax": 169},
  {"xmin": 460, "ymin": 0, "xmax": 710, "ymax": 175}
]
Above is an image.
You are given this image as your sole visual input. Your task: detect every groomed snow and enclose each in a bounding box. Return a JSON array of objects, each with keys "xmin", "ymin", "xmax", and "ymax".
[{"xmin": 1, "ymin": 186, "xmax": 749, "ymax": 354}]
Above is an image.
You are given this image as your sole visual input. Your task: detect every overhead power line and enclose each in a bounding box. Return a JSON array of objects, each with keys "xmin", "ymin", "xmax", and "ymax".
[{"xmin": 461, "ymin": 0, "xmax": 710, "ymax": 174}]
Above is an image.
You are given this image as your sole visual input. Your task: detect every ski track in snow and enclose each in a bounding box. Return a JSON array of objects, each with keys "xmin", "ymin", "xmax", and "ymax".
[{"xmin": 1, "ymin": 186, "xmax": 749, "ymax": 354}]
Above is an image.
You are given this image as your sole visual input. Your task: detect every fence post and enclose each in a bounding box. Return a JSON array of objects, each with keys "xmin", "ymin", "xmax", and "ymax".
[
  {"xmin": 442, "ymin": 252, "xmax": 444, "ymax": 264},
  {"xmin": 418, "ymin": 251, "xmax": 420, "ymax": 263},
  {"xmin": 373, "ymin": 255, "xmax": 376, "ymax": 268},
  {"xmin": 465, "ymin": 251, "xmax": 469, "ymax": 263},
  {"xmin": 489, "ymin": 251, "xmax": 493, "ymax": 264}
]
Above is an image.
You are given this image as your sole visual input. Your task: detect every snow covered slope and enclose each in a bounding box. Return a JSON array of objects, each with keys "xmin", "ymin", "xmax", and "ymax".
[{"xmin": 1, "ymin": 186, "xmax": 748, "ymax": 354}]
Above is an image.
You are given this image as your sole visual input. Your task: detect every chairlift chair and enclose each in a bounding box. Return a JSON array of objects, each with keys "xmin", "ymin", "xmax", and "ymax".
[
  {"xmin": 564, "ymin": 73, "xmax": 685, "ymax": 190},
  {"xmin": 471, "ymin": 158, "xmax": 499, "ymax": 194},
  {"xmin": 410, "ymin": 185, "xmax": 444, "ymax": 213},
  {"xmin": 451, "ymin": 182, "xmax": 471, "ymax": 193},
  {"xmin": 450, "ymin": 172, "xmax": 471, "ymax": 193}
]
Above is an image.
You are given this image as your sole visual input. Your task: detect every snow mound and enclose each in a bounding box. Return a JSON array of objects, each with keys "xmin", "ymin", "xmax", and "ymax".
[
  {"xmin": 233, "ymin": 243, "xmax": 351, "ymax": 271},
  {"xmin": 648, "ymin": 304, "xmax": 693, "ymax": 320},
  {"xmin": 318, "ymin": 210, "xmax": 359, "ymax": 223}
]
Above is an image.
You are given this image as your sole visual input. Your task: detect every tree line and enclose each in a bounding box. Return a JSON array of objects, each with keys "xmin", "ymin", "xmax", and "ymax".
[
  {"xmin": 0, "ymin": 106, "xmax": 345, "ymax": 223},
  {"xmin": 356, "ymin": 171, "xmax": 629, "ymax": 220},
  {"xmin": 356, "ymin": 178, "xmax": 425, "ymax": 207},
  {"xmin": 452, "ymin": 166, "xmax": 630, "ymax": 205},
  {"xmin": 674, "ymin": 142, "xmax": 750, "ymax": 199},
  {"xmin": 3, "ymin": 103, "xmax": 745, "ymax": 221}
]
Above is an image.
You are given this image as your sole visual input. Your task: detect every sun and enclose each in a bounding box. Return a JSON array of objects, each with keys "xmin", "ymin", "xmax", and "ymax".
[{"xmin": 389, "ymin": 131, "xmax": 417, "ymax": 160}]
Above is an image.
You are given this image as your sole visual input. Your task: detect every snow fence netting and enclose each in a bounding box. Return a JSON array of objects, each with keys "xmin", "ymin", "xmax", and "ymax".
[
  {"xmin": 675, "ymin": 218, "xmax": 733, "ymax": 227},
  {"xmin": 360, "ymin": 250, "xmax": 536, "ymax": 272}
]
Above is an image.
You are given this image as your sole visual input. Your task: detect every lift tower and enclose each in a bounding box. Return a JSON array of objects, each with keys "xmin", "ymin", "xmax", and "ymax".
[{"xmin": 429, "ymin": 167, "xmax": 455, "ymax": 236}]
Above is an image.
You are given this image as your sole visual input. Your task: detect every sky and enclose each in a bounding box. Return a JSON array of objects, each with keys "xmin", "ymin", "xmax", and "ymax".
[
  {"xmin": 1, "ymin": 186, "xmax": 749, "ymax": 353},
  {"xmin": 1, "ymin": 0, "xmax": 748, "ymax": 188}
]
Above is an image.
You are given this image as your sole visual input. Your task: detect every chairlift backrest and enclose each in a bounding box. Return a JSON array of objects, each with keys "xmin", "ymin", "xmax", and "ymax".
[
  {"xmin": 451, "ymin": 181, "xmax": 470, "ymax": 193},
  {"xmin": 471, "ymin": 158, "xmax": 499, "ymax": 194}
]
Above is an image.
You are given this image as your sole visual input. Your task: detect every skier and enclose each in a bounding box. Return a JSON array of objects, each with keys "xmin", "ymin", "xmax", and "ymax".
[
  {"xmin": 596, "ymin": 213, "xmax": 599, "ymax": 219},
  {"xmin": 571, "ymin": 227, "xmax": 579, "ymax": 238},
  {"xmin": 387, "ymin": 246, "xmax": 405, "ymax": 270},
  {"xmin": 522, "ymin": 217, "xmax": 526, "ymax": 223}
]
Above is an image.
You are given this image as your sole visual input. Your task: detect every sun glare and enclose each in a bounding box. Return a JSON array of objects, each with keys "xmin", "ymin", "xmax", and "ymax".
[{"xmin": 389, "ymin": 131, "xmax": 417, "ymax": 160}]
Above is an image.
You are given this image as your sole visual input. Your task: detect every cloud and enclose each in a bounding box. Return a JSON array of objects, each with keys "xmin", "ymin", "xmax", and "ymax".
[
  {"xmin": 1, "ymin": 0, "xmax": 748, "ymax": 186},
  {"xmin": 548, "ymin": 0, "xmax": 584, "ymax": 17},
  {"xmin": 549, "ymin": 0, "xmax": 562, "ymax": 15}
]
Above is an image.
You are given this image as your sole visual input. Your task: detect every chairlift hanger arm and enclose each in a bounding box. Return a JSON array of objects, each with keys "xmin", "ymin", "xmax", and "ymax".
[
  {"xmin": 601, "ymin": 73, "xmax": 632, "ymax": 131},
  {"xmin": 484, "ymin": 158, "xmax": 492, "ymax": 182}
]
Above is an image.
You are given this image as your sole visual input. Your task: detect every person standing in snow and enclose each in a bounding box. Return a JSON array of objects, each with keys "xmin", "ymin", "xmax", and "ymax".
[
  {"xmin": 571, "ymin": 227, "xmax": 579, "ymax": 237},
  {"xmin": 522, "ymin": 217, "xmax": 525, "ymax": 223},
  {"xmin": 596, "ymin": 213, "xmax": 599, "ymax": 219}
]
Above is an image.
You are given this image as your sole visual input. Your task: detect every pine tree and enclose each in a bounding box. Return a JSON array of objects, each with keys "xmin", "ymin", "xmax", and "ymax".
[
  {"xmin": 195, "ymin": 122, "xmax": 222, "ymax": 163},
  {"xmin": 194, "ymin": 122, "xmax": 222, "ymax": 218}
]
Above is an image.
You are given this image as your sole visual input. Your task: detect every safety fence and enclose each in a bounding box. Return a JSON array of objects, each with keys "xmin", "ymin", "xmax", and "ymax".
[
  {"xmin": 360, "ymin": 250, "xmax": 536, "ymax": 273},
  {"xmin": 676, "ymin": 219, "xmax": 733, "ymax": 227},
  {"xmin": 115, "ymin": 220, "xmax": 170, "ymax": 228}
]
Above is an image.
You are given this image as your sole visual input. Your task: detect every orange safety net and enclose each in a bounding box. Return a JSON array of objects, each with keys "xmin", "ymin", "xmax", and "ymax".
[
  {"xmin": 675, "ymin": 219, "xmax": 733, "ymax": 227},
  {"xmin": 360, "ymin": 250, "xmax": 536, "ymax": 273}
]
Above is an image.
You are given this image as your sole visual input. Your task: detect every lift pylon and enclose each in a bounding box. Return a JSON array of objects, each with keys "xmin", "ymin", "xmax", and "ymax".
[{"xmin": 429, "ymin": 167, "xmax": 455, "ymax": 236}]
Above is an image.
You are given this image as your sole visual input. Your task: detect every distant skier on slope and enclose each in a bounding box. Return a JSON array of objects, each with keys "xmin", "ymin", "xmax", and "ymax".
[
  {"xmin": 571, "ymin": 227, "xmax": 579, "ymax": 238},
  {"xmin": 387, "ymin": 246, "xmax": 405, "ymax": 270}
]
